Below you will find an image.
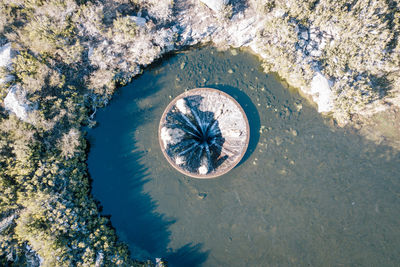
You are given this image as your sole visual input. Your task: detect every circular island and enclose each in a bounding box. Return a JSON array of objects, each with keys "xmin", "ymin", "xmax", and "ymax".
[{"xmin": 159, "ymin": 88, "xmax": 250, "ymax": 178}]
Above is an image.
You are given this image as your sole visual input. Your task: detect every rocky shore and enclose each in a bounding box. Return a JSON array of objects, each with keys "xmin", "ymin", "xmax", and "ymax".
[{"xmin": 2, "ymin": 0, "xmax": 399, "ymax": 149}]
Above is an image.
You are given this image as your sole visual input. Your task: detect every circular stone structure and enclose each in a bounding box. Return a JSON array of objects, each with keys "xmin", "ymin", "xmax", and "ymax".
[{"xmin": 159, "ymin": 88, "xmax": 250, "ymax": 178}]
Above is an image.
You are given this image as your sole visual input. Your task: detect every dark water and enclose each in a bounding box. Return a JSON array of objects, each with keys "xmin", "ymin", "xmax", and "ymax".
[{"xmin": 87, "ymin": 47, "xmax": 400, "ymax": 266}]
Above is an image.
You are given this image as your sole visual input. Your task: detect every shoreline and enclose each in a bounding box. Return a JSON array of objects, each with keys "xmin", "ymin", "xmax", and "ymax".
[{"xmin": 0, "ymin": 0, "xmax": 399, "ymax": 265}]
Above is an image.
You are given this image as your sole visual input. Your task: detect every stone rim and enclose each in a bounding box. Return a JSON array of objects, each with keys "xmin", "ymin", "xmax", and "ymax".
[{"xmin": 158, "ymin": 87, "xmax": 250, "ymax": 179}]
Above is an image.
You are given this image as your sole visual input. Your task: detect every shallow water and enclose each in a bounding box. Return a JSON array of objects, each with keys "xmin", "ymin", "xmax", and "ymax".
[{"xmin": 87, "ymin": 47, "xmax": 400, "ymax": 266}]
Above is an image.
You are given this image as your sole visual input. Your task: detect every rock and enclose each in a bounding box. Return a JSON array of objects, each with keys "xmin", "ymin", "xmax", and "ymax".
[
  {"xmin": 300, "ymin": 31, "xmax": 309, "ymax": 40},
  {"xmin": 4, "ymin": 85, "xmax": 37, "ymax": 121},
  {"xmin": 200, "ymin": 0, "xmax": 230, "ymax": 13},
  {"xmin": 176, "ymin": 98, "xmax": 188, "ymax": 113},
  {"xmin": 152, "ymin": 28, "xmax": 175, "ymax": 52},
  {"xmin": 129, "ymin": 16, "xmax": 146, "ymax": 27},
  {"xmin": 310, "ymin": 72, "xmax": 333, "ymax": 113},
  {"xmin": 310, "ymin": 49, "xmax": 322, "ymax": 57},
  {"xmin": 160, "ymin": 127, "xmax": 185, "ymax": 149},
  {"xmin": 0, "ymin": 43, "xmax": 12, "ymax": 68},
  {"xmin": 94, "ymin": 252, "xmax": 104, "ymax": 267},
  {"xmin": 298, "ymin": 39, "xmax": 306, "ymax": 48},
  {"xmin": 222, "ymin": 15, "xmax": 266, "ymax": 47},
  {"xmin": 0, "ymin": 213, "xmax": 16, "ymax": 233},
  {"xmin": 197, "ymin": 193, "xmax": 207, "ymax": 199},
  {"xmin": 0, "ymin": 43, "xmax": 15, "ymax": 85},
  {"xmin": 0, "ymin": 74, "xmax": 14, "ymax": 85},
  {"xmin": 273, "ymin": 9, "xmax": 286, "ymax": 18},
  {"xmin": 319, "ymin": 39, "xmax": 327, "ymax": 49}
]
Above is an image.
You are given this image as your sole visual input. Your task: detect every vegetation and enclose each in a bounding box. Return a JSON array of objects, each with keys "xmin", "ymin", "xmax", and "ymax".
[
  {"xmin": 253, "ymin": 0, "xmax": 400, "ymax": 122},
  {"xmin": 0, "ymin": 0, "xmax": 160, "ymax": 265}
]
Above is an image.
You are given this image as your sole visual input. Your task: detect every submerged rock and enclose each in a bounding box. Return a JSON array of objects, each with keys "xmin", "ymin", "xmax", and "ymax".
[{"xmin": 159, "ymin": 88, "xmax": 249, "ymax": 178}]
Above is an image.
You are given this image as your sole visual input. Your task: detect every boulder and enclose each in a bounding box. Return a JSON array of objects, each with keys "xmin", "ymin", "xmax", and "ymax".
[
  {"xmin": 4, "ymin": 85, "xmax": 36, "ymax": 121},
  {"xmin": 129, "ymin": 16, "xmax": 146, "ymax": 27},
  {"xmin": 0, "ymin": 43, "xmax": 12, "ymax": 68},
  {"xmin": 0, "ymin": 74, "xmax": 14, "ymax": 85},
  {"xmin": 153, "ymin": 28, "xmax": 175, "ymax": 53},
  {"xmin": 200, "ymin": 0, "xmax": 229, "ymax": 12},
  {"xmin": 300, "ymin": 31, "xmax": 309, "ymax": 40},
  {"xmin": 310, "ymin": 72, "xmax": 333, "ymax": 113},
  {"xmin": 0, "ymin": 43, "xmax": 15, "ymax": 85}
]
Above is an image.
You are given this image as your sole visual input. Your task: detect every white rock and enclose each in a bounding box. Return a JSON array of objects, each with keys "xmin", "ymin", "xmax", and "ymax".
[
  {"xmin": 300, "ymin": 31, "xmax": 308, "ymax": 40},
  {"xmin": 88, "ymin": 46, "xmax": 94, "ymax": 58},
  {"xmin": 319, "ymin": 39, "xmax": 327, "ymax": 49},
  {"xmin": 0, "ymin": 74, "xmax": 14, "ymax": 85},
  {"xmin": 175, "ymin": 156, "xmax": 185, "ymax": 165},
  {"xmin": 298, "ymin": 39, "xmax": 306, "ymax": 48},
  {"xmin": 153, "ymin": 28, "xmax": 175, "ymax": 52},
  {"xmin": 310, "ymin": 49, "xmax": 322, "ymax": 57},
  {"xmin": 0, "ymin": 43, "xmax": 12, "ymax": 68},
  {"xmin": 273, "ymin": 9, "xmax": 286, "ymax": 18},
  {"xmin": 160, "ymin": 127, "xmax": 185, "ymax": 148},
  {"xmin": 0, "ymin": 213, "xmax": 16, "ymax": 233},
  {"xmin": 200, "ymin": 0, "xmax": 229, "ymax": 13},
  {"xmin": 198, "ymin": 165, "xmax": 208, "ymax": 174},
  {"xmin": 4, "ymin": 85, "xmax": 35, "ymax": 121},
  {"xmin": 176, "ymin": 99, "xmax": 189, "ymax": 114},
  {"xmin": 142, "ymin": 0, "xmax": 173, "ymax": 22},
  {"xmin": 129, "ymin": 16, "xmax": 147, "ymax": 27},
  {"xmin": 0, "ymin": 43, "xmax": 15, "ymax": 85},
  {"xmin": 94, "ymin": 252, "xmax": 104, "ymax": 267},
  {"xmin": 310, "ymin": 72, "xmax": 333, "ymax": 113}
]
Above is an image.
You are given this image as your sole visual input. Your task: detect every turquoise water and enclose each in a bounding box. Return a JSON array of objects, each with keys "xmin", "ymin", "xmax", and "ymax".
[{"xmin": 87, "ymin": 47, "xmax": 400, "ymax": 266}]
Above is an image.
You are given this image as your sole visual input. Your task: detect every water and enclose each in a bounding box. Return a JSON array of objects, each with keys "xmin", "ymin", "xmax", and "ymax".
[{"xmin": 87, "ymin": 47, "xmax": 400, "ymax": 266}]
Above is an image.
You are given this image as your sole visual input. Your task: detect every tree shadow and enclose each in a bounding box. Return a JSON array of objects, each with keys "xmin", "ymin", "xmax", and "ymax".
[
  {"xmin": 164, "ymin": 94, "xmax": 228, "ymax": 174},
  {"xmin": 166, "ymin": 243, "xmax": 210, "ymax": 267},
  {"xmin": 208, "ymin": 84, "xmax": 261, "ymax": 165}
]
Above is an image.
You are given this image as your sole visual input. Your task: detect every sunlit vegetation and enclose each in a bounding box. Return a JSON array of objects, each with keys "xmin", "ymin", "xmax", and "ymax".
[
  {"xmin": 253, "ymin": 0, "xmax": 400, "ymax": 121},
  {"xmin": 0, "ymin": 0, "xmax": 151, "ymax": 265}
]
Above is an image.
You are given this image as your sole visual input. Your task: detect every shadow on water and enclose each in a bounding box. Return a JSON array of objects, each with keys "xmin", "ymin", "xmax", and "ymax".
[
  {"xmin": 209, "ymin": 84, "xmax": 261, "ymax": 165},
  {"xmin": 87, "ymin": 62, "xmax": 209, "ymax": 265},
  {"xmin": 166, "ymin": 243, "xmax": 209, "ymax": 267}
]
